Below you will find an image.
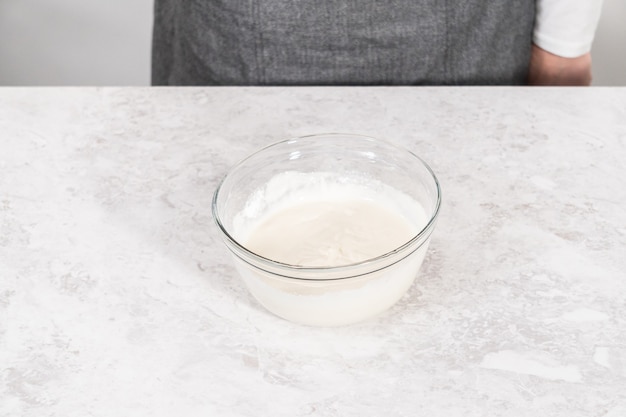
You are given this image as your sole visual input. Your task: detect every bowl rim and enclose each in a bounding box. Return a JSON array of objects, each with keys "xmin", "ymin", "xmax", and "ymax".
[{"xmin": 211, "ymin": 132, "xmax": 442, "ymax": 280}]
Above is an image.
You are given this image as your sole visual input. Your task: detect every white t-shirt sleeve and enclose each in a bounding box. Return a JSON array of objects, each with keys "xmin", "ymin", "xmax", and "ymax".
[{"xmin": 533, "ymin": 0, "xmax": 604, "ymax": 58}]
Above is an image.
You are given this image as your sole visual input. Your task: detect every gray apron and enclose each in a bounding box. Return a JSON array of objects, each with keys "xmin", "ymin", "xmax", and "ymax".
[{"xmin": 152, "ymin": 0, "xmax": 535, "ymax": 85}]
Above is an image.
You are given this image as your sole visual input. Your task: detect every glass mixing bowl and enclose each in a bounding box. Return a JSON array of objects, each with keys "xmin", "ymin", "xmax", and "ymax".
[{"xmin": 212, "ymin": 133, "xmax": 441, "ymax": 326}]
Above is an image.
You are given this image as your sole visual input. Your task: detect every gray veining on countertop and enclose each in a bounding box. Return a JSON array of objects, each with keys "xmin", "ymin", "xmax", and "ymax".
[{"xmin": 1, "ymin": 87, "xmax": 626, "ymax": 416}]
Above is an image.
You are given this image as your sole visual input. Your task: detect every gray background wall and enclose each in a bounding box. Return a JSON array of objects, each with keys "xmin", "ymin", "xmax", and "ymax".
[{"xmin": 0, "ymin": 0, "xmax": 624, "ymax": 86}]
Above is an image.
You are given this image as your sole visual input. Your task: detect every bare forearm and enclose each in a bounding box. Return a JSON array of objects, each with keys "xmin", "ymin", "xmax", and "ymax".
[{"xmin": 527, "ymin": 43, "xmax": 592, "ymax": 86}]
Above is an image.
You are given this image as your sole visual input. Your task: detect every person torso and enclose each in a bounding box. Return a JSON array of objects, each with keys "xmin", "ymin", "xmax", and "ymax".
[{"xmin": 153, "ymin": 0, "xmax": 535, "ymax": 85}]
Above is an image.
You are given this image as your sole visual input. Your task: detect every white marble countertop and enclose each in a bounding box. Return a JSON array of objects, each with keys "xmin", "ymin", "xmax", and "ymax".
[{"xmin": 1, "ymin": 87, "xmax": 626, "ymax": 416}]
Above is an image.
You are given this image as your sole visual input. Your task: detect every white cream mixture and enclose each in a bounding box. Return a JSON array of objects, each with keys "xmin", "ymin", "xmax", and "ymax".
[
  {"xmin": 244, "ymin": 199, "xmax": 414, "ymax": 267},
  {"xmin": 230, "ymin": 171, "xmax": 432, "ymax": 326}
]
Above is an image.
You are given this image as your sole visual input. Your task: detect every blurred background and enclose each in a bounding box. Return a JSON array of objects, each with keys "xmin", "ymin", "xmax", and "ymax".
[{"xmin": 0, "ymin": 0, "xmax": 624, "ymax": 86}]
